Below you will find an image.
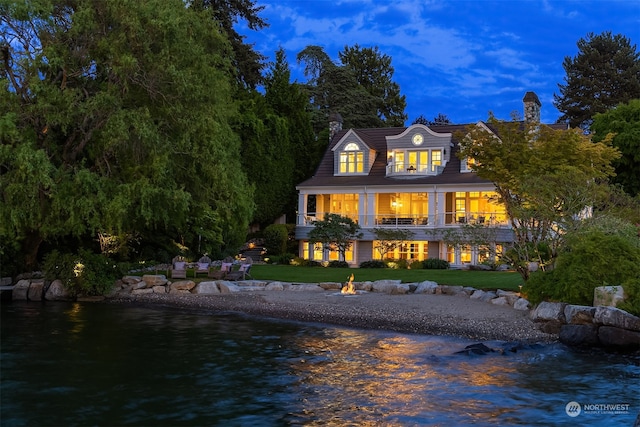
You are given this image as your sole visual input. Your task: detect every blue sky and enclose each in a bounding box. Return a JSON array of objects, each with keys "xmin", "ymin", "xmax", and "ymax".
[{"xmin": 239, "ymin": 0, "xmax": 640, "ymax": 126}]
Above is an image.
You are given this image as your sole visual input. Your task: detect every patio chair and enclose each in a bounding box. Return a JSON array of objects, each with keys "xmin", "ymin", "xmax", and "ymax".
[
  {"xmin": 226, "ymin": 258, "xmax": 253, "ymax": 281},
  {"xmin": 208, "ymin": 257, "xmax": 234, "ymax": 280},
  {"xmin": 170, "ymin": 256, "xmax": 188, "ymax": 279},
  {"xmin": 194, "ymin": 256, "xmax": 212, "ymax": 277}
]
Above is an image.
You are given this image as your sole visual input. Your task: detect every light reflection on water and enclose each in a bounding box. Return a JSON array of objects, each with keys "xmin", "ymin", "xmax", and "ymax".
[{"xmin": 1, "ymin": 301, "xmax": 638, "ymax": 427}]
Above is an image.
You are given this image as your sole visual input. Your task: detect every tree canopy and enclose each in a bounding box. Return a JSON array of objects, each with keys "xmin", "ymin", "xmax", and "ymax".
[
  {"xmin": 189, "ymin": 0, "xmax": 268, "ymax": 89},
  {"xmin": 1, "ymin": 0, "xmax": 254, "ymax": 270},
  {"xmin": 297, "ymin": 45, "xmax": 407, "ymax": 136},
  {"xmin": 553, "ymin": 31, "xmax": 640, "ymax": 131},
  {"xmin": 591, "ymin": 99, "xmax": 640, "ymax": 197},
  {"xmin": 457, "ymin": 117, "xmax": 620, "ymax": 279},
  {"xmin": 308, "ymin": 214, "xmax": 362, "ymax": 261}
]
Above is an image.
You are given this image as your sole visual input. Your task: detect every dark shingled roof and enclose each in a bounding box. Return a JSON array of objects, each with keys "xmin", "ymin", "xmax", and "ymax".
[{"xmin": 297, "ymin": 121, "xmax": 570, "ymax": 189}]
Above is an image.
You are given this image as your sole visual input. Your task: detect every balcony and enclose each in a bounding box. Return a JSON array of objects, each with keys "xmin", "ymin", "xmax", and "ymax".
[
  {"xmin": 385, "ymin": 162, "xmax": 444, "ymax": 177},
  {"xmin": 298, "ymin": 212, "xmax": 509, "ymax": 228}
]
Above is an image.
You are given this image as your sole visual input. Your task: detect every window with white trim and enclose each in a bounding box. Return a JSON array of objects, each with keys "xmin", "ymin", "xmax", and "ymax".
[{"xmin": 339, "ymin": 142, "xmax": 364, "ymax": 173}]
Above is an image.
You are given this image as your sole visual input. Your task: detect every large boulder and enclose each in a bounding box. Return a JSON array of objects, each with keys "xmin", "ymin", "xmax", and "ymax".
[
  {"xmin": 530, "ymin": 301, "xmax": 567, "ymax": 323},
  {"xmin": 218, "ymin": 281, "xmax": 242, "ymax": 293},
  {"xmin": 265, "ymin": 282, "xmax": 285, "ymax": 291},
  {"xmin": 193, "ymin": 281, "xmax": 220, "ymax": 294},
  {"xmin": 414, "ymin": 280, "xmax": 438, "ymax": 294},
  {"xmin": 169, "ymin": 280, "xmax": 196, "ymax": 293},
  {"xmin": 559, "ymin": 324, "xmax": 599, "ymax": 347},
  {"xmin": 371, "ymin": 280, "xmax": 409, "ymax": 294},
  {"xmin": 598, "ymin": 326, "xmax": 640, "ymax": 350},
  {"xmin": 12, "ymin": 279, "xmax": 30, "ymax": 301},
  {"xmin": 496, "ymin": 289, "xmax": 520, "ymax": 306},
  {"xmin": 491, "ymin": 296, "xmax": 509, "ymax": 306},
  {"xmin": 318, "ymin": 282, "xmax": 342, "ymax": 291},
  {"xmin": 28, "ymin": 280, "xmax": 45, "ymax": 301},
  {"xmin": 439, "ymin": 285, "xmax": 467, "ymax": 296},
  {"xmin": 594, "ymin": 306, "xmax": 640, "ymax": 332},
  {"xmin": 142, "ymin": 275, "xmax": 168, "ymax": 288},
  {"xmin": 593, "ymin": 285, "xmax": 625, "ymax": 307},
  {"xmin": 45, "ymin": 279, "xmax": 72, "ymax": 301},
  {"xmin": 513, "ymin": 298, "xmax": 531, "ymax": 311},
  {"xmin": 564, "ymin": 305, "xmax": 596, "ymax": 325}
]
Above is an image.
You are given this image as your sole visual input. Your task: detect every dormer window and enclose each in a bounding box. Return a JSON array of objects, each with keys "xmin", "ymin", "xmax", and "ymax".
[
  {"xmin": 461, "ymin": 157, "xmax": 477, "ymax": 173},
  {"xmin": 339, "ymin": 142, "xmax": 364, "ymax": 173}
]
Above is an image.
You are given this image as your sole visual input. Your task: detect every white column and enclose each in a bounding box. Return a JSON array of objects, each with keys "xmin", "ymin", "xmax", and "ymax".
[
  {"xmin": 358, "ymin": 191, "xmax": 367, "ymax": 226},
  {"xmin": 428, "ymin": 190, "xmax": 437, "ymax": 226},
  {"xmin": 436, "ymin": 192, "xmax": 446, "ymax": 226},
  {"xmin": 298, "ymin": 193, "xmax": 307, "ymax": 225}
]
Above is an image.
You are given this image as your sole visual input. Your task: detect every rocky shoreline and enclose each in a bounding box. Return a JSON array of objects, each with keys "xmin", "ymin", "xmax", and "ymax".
[{"xmin": 107, "ymin": 291, "xmax": 557, "ymax": 343}]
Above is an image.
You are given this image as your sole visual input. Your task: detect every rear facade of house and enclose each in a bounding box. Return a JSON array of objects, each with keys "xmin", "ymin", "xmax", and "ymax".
[{"xmin": 294, "ymin": 92, "xmax": 565, "ymax": 268}]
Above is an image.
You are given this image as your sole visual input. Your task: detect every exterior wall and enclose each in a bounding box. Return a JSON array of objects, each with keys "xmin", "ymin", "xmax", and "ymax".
[
  {"xmin": 356, "ymin": 241, "xmax": 373, "ymax": 265},
  {"xmin": 295, "ymin": 187, "xmax": 514, "ymax": 267}
]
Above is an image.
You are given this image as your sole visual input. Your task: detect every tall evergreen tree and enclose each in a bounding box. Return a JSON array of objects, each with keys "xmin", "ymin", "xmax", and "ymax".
[
  {"xmin": 189, "ymin": 0, "xmax": 268, "ymax": 89},
  {"xmin": 1, "ymin": 0, "xmax": 254, "ymax": 269},
  {"xmin": 297, "ymin": 45, "xmax": 406, "ymax": 135},
  {"xmin": 554, "ymin": 32, "xmax": 640, "ymax": 131},
  {"xmin": 264, "ymin": 48, "xmax": 317, "ymax": 220},
  {"xmin": 339, "ymin": 44, "xmax": 407, "ymax": 126}
]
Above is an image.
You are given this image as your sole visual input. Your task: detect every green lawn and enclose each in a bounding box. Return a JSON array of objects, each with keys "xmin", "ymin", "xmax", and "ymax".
[{"xmin": 249, "ymin": 264, "xmax": 524, "ymax": 291}]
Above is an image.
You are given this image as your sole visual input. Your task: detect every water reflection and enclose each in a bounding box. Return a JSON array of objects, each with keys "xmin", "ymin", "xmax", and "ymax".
[{"xmin": 1, "ymin": 302, "xmax": 638, "ymax": 427}]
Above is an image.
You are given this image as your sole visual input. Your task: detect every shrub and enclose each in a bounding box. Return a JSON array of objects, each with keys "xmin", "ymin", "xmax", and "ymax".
[
  {"xmin": 263, "ymin": 224, "xmax": 288, "ymax": 256},
  {"xmin": 267, "ymin": 253, "xmax": 295, "ymax": 265},
  {"xmin": 359, "ymin": 260, "xmax": 387, "ymax": 268},
  {"xmin": 618, "ymin": 277, "xmax": 640, "ymax": 317},
  {"xmin": 291, "ymin": 257, "xmax": 323, "ymax": 267},
  {"xmin": 408, "ymin": 260, "xmax": 424, "ymax": 270},
  {"xmin": 306, "ymin": 260, "xmax": 323, "ymax": 267},
  {"xmin": 44, "ymin": 250, "xmax": 120, "ymax": 297},
  {"xmin": 523, "ymin": 230, "xmax": 640, "ymax": 306},
  {"xmin": 328, "ymin": 260, "xmax": 349, "ymax": 268},
  {"xmin": 423, "ymin": 258, "xmax": 450, "ymax": 269}
]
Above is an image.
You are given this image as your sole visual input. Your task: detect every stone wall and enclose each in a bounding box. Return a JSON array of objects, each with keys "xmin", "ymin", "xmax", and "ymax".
[
  {"xmin": 530, "ymin": 301, "xmax": 640, "ymax": 350},
  {"xmin": 8, "ymin": 275, "xmax": 639, "ymax": 350}
]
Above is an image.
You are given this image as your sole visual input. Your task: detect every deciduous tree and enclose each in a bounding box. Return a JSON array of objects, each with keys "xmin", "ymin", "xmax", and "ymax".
[
  {"xmin": 308, "ymin": 214, "xmax": 362, "ymax": 262},
  {"xmin": 457, "ymin": 116, "xmax": 620, "ymax": 279},
  {"xmin": 372, "ymin": 228, "xmax": 415, "ymax": 259},
  {"xmin": 0, "ymin": 0, "xmax": 254, "ymax": 270},
  {"xmin": 591, "ymin": 99, "xmax": 640, "ymax": 197}
]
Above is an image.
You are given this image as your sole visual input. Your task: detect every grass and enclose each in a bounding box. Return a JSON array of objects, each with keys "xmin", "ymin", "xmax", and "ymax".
[{"xmin": 248, "ymin": 264, "xmax": 524, "ymax": 291}]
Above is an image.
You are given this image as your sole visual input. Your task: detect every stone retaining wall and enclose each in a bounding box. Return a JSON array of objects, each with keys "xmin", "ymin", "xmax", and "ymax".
[
  {"xmin": 530, "ymin": 301, "xmax": 640, "ymax": 350},
  {"xmin": 8, "ymin": 275, "xmax": 640, "ymax": 350}
]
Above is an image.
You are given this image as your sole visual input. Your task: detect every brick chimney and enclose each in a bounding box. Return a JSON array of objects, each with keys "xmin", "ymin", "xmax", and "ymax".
[
  {"xmin": 329, "ymin": 112, "xmax": 343, "ymax": 141},
  {"xmin": 523, "ymin": 92, "xmax": 541, "ymax": 123}
]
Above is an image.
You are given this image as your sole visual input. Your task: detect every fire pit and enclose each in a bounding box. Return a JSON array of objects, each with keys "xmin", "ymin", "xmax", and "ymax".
[{"xmin": 341, "ymin": 274, "xmax": 357, "ymax": 295}]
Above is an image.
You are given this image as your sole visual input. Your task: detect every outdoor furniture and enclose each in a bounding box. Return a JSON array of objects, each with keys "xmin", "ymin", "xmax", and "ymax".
[
  {"xmin": 208, "ymin": 257, "xmax": 233, "ymax": 279},
  {"xmin": 170, "ymin": 256, "xmax": 188, "ymax": 279},
  {"xmin": 226, "ymin": 258, "xmax": 253, "ymax": 281},
  {"xmin": 194, "ymin": 256, "xmax": 212, "ymax": 277}
]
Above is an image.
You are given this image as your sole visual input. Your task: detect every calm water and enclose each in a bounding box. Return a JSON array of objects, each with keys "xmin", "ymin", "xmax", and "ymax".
[{"xmin": 1, "ymin": 301, "xmax": 638, "ymax": 427}]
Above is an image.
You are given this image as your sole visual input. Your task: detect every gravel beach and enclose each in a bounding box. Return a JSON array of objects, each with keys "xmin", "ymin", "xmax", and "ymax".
[{"xmin": 109, "ymin": 290, "xmax": 557, "ymax": 343}]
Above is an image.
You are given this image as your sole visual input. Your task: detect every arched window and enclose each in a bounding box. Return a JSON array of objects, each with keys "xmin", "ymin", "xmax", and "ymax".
[{"xmin": 339, "ymin": 142, "xmax": 364, "ymax": 173}]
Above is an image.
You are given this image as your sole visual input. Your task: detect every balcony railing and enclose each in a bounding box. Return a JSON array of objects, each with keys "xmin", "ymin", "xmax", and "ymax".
[
  {"xmin": 385, "ymin": 162, "xmax": 444, "ymax": 177},
  {"xmin": 298, "ymin": 212, "xmax": 509, "ymax": 227}
]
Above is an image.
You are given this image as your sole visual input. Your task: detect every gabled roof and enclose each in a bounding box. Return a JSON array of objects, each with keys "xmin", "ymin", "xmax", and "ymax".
[{"xmin": 296, "ymin": 121, "xmax": 570, "ymax": 189}]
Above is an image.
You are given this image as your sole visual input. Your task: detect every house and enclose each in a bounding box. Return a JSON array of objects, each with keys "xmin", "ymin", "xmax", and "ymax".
[{"xmin": 295, "ymin": 92, "xmax": 568, "ymax": 268}]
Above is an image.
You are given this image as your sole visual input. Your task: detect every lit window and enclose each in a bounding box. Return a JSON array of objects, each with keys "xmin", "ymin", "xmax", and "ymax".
[
  {"xmin": 339, "ymin": 143, "xmax": 364, "ymax": 173},
  {"xmin": 431, "ymin": 150, "xmax": 442, "ymax": 172}
]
